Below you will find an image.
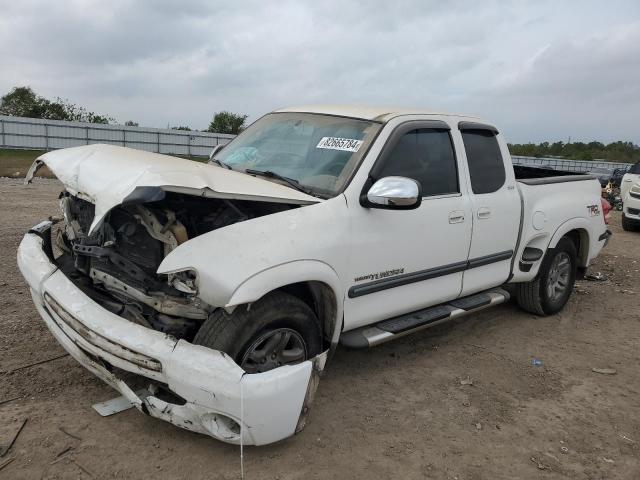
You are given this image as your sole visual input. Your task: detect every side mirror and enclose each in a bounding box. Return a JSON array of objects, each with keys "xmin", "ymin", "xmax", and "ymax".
[
  {"xmin": 365, "ymin": 176, "xmax": 422, "ymax": 209},
  {"xmin": 208, "ymin": 144, "xmax": 225, "ymax": 162}
]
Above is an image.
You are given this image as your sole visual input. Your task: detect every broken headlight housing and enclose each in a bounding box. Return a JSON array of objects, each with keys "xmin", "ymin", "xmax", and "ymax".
[{"xmin": 168, "ymin": 269, "xmax": 198, "ymax": 295}]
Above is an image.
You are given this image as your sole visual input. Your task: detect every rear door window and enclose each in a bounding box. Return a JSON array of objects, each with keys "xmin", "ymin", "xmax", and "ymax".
[{"xmin": 461, "ymin": 130, "xmax": 506, "ymax": 194}]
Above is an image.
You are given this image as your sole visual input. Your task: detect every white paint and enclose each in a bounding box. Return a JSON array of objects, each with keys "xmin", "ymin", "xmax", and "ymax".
[
  {"xmin": 621, "ymin": 170, "xmax": 640, "ymax": 220},
  {"xmin": 26, "ymin": 143, "xmax": 318, "ymax": 233},
  {"xmin": 17, "ymin": 105, "xmax": 610, "ymax": 445}
]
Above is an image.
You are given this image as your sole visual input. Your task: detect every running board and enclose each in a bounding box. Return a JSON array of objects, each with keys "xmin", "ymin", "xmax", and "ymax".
[{"xmin": 340, "ymin": 289, "xmax": 510, "ymax": 348}]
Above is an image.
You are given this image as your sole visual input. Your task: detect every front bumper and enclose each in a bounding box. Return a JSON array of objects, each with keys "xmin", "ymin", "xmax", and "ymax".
[{"xmin": 17, "ymin": 222, "xmax": 326, "ymax": 445}]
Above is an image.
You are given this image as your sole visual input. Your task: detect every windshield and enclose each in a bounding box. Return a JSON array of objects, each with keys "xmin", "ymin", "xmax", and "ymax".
[{"xmin": 214, "ymin": 112, "xmax": 382, "ymax": 197}]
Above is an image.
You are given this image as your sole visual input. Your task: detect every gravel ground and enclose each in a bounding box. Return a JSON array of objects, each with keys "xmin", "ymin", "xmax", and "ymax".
[{"xmin": 1, "ymin": 177, "xmax": 639, "ymax": 479}]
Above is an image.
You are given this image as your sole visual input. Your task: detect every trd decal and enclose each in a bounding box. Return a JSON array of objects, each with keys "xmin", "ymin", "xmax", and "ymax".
[
  {"xmin": 587, "ymin": 204, "xmax": 600, "ymax": 216},
  {"xmin": 354, "ymin": 268, "xmax": 404, "ymax": 283}
]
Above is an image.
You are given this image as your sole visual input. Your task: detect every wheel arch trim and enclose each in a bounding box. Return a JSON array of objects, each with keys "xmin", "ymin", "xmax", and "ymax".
[
  {"xmin": 226, "ymin": 260, "xmax": 344, "ymax": 345},
  {"xmin": 547, "ymin": 218, "xmax": 591, "ymax": 267}
]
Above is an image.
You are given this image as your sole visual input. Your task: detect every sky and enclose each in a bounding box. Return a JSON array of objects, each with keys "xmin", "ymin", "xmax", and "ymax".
[{"xmin": 1, "ymin": 0, "xmax": 639, "ymax": 143}]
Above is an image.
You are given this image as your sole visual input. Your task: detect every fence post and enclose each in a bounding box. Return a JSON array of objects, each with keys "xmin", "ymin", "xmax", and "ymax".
[
  {"xmin": 157, "ymin": 131, "xmax": 160, "ymax": 153},
  {"xmin": 0, "ymin": 118, "xmax": 4, "ymax": 147},
  {"xmin": 45, "ymin": 124, "xmax": 49, "ymax": 151},
  {"xmin": 188, "ymin": 134, "xmax": 191, "ymax": 158},
  {"xmin": 85, "ymin": 126, "xmax": 89, "ymax": 145},
  {"xmin": 123, "ymin": 129, "xmax": 126, "ymax": 147}
]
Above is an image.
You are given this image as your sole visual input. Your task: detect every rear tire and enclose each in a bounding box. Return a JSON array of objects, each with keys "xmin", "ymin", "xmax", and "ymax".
[
  {"xmin": 516, "ymin": 237, "xmax": 577, "ymax": 316},
  {"xmin": 622, "ymin": 213, "xmax": 638, "ymax": 231},
  {"xmin": 193, "ymin": 291, "xmax": 322, "ymax": 373}
]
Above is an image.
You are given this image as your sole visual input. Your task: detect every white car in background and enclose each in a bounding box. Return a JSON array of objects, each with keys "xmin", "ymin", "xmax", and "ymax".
[
  {"xmin": 621, "ymin": 162, "xmax": 640, "ymax": 231},
  {"xmin": 18, "ymin": 105, "xmax": 610, "ymax": 445}
]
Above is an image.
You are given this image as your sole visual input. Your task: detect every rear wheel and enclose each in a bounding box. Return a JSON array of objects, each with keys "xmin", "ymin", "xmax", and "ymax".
[
  {"xmin": 193, "ymin": 291, "xmax": 322, "ymax": 373},
  {"xmin": 516, "ymin": 237, "xmax": 577, "ymax": 316}
]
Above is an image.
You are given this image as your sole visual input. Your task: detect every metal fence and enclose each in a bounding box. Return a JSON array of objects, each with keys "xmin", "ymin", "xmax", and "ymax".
[
  {"xmin": 0, "ymin": 115, "xmax": 236, "ymax": 157},
  {"xmin": 511, "ymin": 155, "xmax": 632, "ymax": 173}
]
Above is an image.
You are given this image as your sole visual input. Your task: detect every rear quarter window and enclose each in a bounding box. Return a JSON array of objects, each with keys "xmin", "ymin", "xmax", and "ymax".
[{"xmin": 461, "ymin": 130, "xmax": 506, "ymax": 194}]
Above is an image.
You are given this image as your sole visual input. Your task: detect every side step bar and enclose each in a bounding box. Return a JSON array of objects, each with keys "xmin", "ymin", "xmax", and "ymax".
[{"xmin": 340, "ymin": 289, "xmax": 510, "ymax": 348}]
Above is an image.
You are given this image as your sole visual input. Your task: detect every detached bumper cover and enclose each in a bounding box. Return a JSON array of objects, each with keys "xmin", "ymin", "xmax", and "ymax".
[{"xmin": 17, "ymin": 222, "xmax": 326, "ymax": 445}]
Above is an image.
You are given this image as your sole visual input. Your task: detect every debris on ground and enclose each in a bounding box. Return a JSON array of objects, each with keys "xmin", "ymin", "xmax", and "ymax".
[
  {"xmin": 585, "ymin": 272, "xmax": 607, "ymax": 281},
  {"xmin": 0, "ymin": 396, "xmax": 21, "ymax": 407},
  {"xmin": 560, "ymin": 446, "xmax": 569, "ymax": 454},
  {"xmin": 0, "ymin": 457, "xmax": 15, "ymax": 472},
  {"xmin": 603, "ymin": 457, "xmax": 615, "ymax": 464},
  {"xmin": 58, "ymin": 426, "xmax": 82, "ymax": 442},
  {"xmin": 459, "ymin": 377, "xmax": 474, "ymax": 386},
  {"xmin": 531, "ymin": 358, "xmax": 543, "ymax": 367},
  {"xmin": 592, "ymin": 368, "xmax": 617, "ymax": 375},
  {"xmin": 530, "ymin": 456, "xmax": 547, "ymax": 470},
  {"xmin": 474, "ymin": 423, "xmax": 482, "ymax": 431},
  {"xmin": 0, "ymin": 418, "xmax": 28, "ymax": 457},
  {"xmin": 4, "ymin": 353, "xmax": 69, "ymax": 374},
  {"xmin": 620, "ymin": 435, "xmax": 635, "ymax": 444}
]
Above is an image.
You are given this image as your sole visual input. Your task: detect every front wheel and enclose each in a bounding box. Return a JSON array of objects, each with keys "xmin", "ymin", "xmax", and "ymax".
[
  {"xmin": 193, "ymin": 291, "xmax": 322, "ymax": 373},
  {"xmin": 516, "ymin": 237, "xmax": 577, "ymax": 316}
]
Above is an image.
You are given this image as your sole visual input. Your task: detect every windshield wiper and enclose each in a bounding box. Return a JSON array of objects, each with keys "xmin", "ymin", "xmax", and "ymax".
[
  {"xmin": 244, "ymin": 169, "xmax": 312, "ymax": 195},
  {"xmin": 210, "ymin": 158, "xmax": 232, "ymax": 169}
]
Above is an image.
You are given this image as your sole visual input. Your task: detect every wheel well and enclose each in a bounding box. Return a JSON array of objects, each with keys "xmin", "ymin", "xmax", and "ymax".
[
  {"xmin": 563, "ymin": 228, "xmax": 589, "ymax": 267},
  {"xmin": 276, "ymin": 282, "xmax": 338, "ymax": 348}
]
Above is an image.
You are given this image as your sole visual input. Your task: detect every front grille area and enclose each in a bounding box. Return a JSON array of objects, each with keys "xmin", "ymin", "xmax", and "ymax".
[
  {"xmin": 628, "ymin": 207, "xmax": 640, "ymax": 216},
  {"xmin": 44, "ymin": 293, "xmax": 162, "ymax": 372}
]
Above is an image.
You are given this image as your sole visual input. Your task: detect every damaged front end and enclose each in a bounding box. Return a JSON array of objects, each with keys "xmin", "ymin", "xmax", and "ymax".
[
  {"xmin": 55, "ymin": 190, "xmax": 292, "ymax": 341},
  {"xmin": 19, "ymin": 145, "xmax": 330, "ymax": 445}
]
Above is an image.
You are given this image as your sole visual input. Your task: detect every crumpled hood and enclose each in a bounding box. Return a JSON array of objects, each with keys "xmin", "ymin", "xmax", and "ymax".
[{"xmin": 26, "ymin": 144, "xmax": 319, "ymax": 232}]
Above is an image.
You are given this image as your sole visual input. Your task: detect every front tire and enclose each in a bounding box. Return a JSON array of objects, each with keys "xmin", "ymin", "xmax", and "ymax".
[
  {"xmin": 516, "ymin": 237, "xmax": 577, "ymax": 316},
  {"xmin": 193, "ymin": 291, "xmax": 322, "ymax": 373}
]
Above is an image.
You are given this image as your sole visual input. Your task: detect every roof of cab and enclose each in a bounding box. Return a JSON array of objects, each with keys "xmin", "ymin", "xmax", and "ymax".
[{"xmin": 274, "ymin": 104, "xmax": 479, "ymax": 123}]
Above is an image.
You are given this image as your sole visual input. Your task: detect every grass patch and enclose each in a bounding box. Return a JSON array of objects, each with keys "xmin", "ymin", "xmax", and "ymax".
[
  {"xmin": 0, "ymin": 148, "xmax": 208, "ymax": 178},
  {"xmin": 0, "ymin": 149, "xmax": 51, "ymax": 178}
]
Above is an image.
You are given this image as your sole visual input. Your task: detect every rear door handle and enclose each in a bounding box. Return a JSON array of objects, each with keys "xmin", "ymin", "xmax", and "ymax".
[
  {"xmin": 477, "ymin": 207, "xmax": 491, "ymax": 219},
  {"xmin": 449, "ymin": 211, "xmax": 465, "ymax": 224}
]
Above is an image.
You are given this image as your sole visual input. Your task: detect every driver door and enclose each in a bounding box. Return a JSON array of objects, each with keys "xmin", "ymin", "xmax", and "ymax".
[{"xmin": 344, "ymin": 121, "xmax": 473, "ymax": 331}]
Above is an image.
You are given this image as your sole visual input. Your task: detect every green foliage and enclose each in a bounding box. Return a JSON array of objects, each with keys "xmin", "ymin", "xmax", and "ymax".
[
  {"xmin": 0, "ymin": 86, "xmax": 115, "ymax": 124},
  {"xmin": 125, "ymin": 120, "xmax": 139, "ymax": 127},
  {"xmin": 171, "ymin": 125, "xmax": 192, "ymax": 131},
  {"xmin": 206, "ymin": 111, "xmax": 247, "ymax": 135},
  {"xmin": 508, "ymin": 141, "xmax": 640, "ymax": 163}
]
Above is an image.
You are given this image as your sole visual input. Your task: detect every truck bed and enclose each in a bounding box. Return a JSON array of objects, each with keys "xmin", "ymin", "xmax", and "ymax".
[{"xmin": 514, "ymin": 164, "xmax": 598, "ymax": 186}]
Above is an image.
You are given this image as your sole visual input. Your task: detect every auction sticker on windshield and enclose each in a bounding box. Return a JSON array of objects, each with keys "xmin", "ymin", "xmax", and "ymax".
[{"xmin": 316, "ymin": 137, "xmax": 363, "ymax": 152}]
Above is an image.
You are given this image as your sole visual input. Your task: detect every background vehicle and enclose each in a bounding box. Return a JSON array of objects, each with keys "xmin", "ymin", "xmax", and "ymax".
[
  {"xmin": 18, "ymin": 106, "xmax": 610, "ymax": 444},
  {"xmin": 621, "ymin": 161, "xmax": 640, "ymax": 231},
  {"xmin": 588, "ymin": 166, "xmax": 614, "ymax": 187}
]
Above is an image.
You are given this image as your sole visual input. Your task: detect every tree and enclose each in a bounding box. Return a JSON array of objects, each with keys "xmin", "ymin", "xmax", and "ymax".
[
  {"xmin": 125, "ymin": 120, "xmax": 139, "ymax": 127},
  {"xmin": 171, "ymin": 125, "xmax": 191, "ymax": 131},
  {"xmin": 0, "ymin": 86, "xmax": 115, "ymax": 124},
  {"xmin": 206, "ymin": 111, "xmax": 247, "ymax": 134},
  {"xmin": 0, "ymin": 86, "xmax": 42, "ymax": 117}
]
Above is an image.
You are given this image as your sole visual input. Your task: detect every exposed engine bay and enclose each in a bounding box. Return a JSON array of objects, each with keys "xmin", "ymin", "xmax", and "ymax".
[{"xmin": 55, "ymin": 191, "xmax": 296, "ymax": 340}]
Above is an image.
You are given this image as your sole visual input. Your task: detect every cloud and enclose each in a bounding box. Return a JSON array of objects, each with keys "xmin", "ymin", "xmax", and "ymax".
[{"xmin": 0, "ymin": 0, "xmax": 638, "ymax": 142}]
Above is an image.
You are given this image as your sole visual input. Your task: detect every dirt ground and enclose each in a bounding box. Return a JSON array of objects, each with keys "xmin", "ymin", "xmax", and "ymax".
[{"xmin": 1, "ymin": 177, "xmax": 639, "ymax": 480}]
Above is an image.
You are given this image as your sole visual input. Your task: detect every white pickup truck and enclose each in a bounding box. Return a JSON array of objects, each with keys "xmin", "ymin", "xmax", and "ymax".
[
  {"xmin": 621, "ymin": 161, "xmax": 640, "ymax": 230},
  {"xmin": 18, "ymin": 105, "xmax": 611, "ymax": 445}
]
